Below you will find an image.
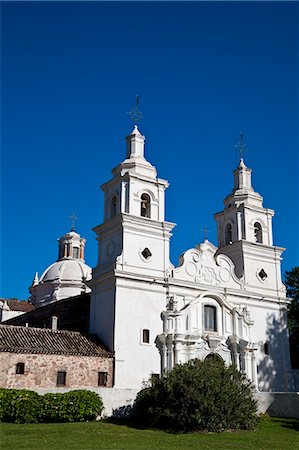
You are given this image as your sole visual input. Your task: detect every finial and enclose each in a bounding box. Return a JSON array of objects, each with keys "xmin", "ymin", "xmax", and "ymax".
[
  {"xmin": 127, "ymin": 95, "xmax": 143, "ymax": 124},
  {"xmin": 234, "ymin": 131, "xmax": 246, "ymax": 161},
  {"xmin": 69, "ymin": 212, "xmax": 78, "ymax": 231},
  {"xmin": 31, "ymin": 272, "xmax": 39, "ymax": 287}
]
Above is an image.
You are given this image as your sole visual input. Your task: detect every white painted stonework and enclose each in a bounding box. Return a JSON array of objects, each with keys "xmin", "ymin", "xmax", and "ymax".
[
  {"xmin": 0, "ymin": 301, "xmax": 25, "ymax": 322},
  {"xmin": 89, "ymin": 126, "xmax": 294, "ymax": 393},
  {"xmin": 30, "ymin": 230, "xmax": 91, "ymax": 307}
]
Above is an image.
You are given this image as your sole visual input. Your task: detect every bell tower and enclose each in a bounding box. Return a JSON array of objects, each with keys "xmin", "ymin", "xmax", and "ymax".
[
  {"xmin": 89, "ymin": 125, "xmax": 176, "ymax": 388},
  {"xmin": 214, "ymin": 158, "xmax": 285, "ymax": 296}
]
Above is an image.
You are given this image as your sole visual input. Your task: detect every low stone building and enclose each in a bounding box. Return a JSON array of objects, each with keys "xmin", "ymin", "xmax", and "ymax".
[{"xmin": 0, "ymin": 325, "xmax": 113, "ymax": 390}]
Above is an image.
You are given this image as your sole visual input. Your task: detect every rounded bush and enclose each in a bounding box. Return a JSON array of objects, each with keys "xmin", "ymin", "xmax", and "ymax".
[
  {"xmin": 0, "ymin": 388, "xmax": 42, "ymax": 423},
  {"xmin": 42, "ymin": 390, "xmax": 104, "ymax": 423},
  {"xmin": 134, "ymin": 358, "xmax": 258, "ymax": 432},
  {"xmin": 0, "ymin": 388, "xmax": 103, "ymax": 423}
]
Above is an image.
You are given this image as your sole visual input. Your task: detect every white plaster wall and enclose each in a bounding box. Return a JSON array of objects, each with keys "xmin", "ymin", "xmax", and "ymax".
[
  {"xmin": 89, "ymin": 280, "xmax": 115, "ymax": 352},
  {"xmin": 121, "ymin": 224, "xmax": 171, "ymax": 276},
  {"xmin": 0, "ymin": 309, "xmax": 24, "ymax": 322},
  {"xmin": 245, "ymin": 302, "xmax": 291, "ymax": 392},
  {"xmin": 113, "ymin": 282, "xmax": 166, "ymax": 389}
]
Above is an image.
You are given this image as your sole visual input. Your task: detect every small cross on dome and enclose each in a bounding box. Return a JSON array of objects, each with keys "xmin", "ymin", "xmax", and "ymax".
[{"xmin": 69, "ymin": 212, "xmax": 78, "ymax": 231}]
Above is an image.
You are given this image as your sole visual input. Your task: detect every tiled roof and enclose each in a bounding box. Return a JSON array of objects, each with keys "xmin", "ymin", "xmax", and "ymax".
[
  {"xmin": 0, "ymin": 325, "xmax": 113, "ymax": 357},
  {"xmin": 0, "ymin": 299, "xmax": 35, "ymax": 312}
]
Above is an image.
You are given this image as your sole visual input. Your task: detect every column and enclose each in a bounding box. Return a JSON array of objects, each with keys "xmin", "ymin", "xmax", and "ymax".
[{"xmin": 251, "ymin": 350, "xmax": 258, "ymax": 389}]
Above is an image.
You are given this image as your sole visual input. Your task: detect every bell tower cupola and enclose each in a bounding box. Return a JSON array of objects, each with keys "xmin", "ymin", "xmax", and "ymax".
[
  {"xmin": 214, "ymin": 142, "xmax": 285, "ymax": 294},
  {"xmin": 91, "ymin": 124, "xmax": 175, "ymax": 278},
  {"xmin": 215, "ymin": 157, "xmax": 274, "ymax": 247}
]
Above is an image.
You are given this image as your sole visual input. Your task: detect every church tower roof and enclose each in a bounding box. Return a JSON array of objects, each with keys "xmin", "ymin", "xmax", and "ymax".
[
  {"xmin": 233, "ymin": 158, "xmax": 253, "ymax": 192},
  {"xmin": 214, "ymin": 145, "xmax": 276, "ymax": 255},
  {"xmin": 110, "ymin": 124, "xmax": 157, "ymax": 179},
  {"xmin": 223, "ymin": 157, "xmax": 263, "ymax": 209}
]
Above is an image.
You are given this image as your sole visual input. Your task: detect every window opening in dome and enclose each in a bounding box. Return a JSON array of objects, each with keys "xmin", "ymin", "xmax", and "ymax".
[{"xmin": 73, "ymin": 247, "xmax": 80, "ymax": 258}]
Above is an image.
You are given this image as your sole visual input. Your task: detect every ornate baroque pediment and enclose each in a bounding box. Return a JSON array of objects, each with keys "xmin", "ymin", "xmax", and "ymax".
[{"xmin": 173, "ymin": 241, "xmax": 243, "ymax": 288}]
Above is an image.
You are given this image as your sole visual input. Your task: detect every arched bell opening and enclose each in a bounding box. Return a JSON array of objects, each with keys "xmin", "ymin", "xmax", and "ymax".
[{"xmin": 140, "ymin": 193, "xmax": 151, "ymax": 218}]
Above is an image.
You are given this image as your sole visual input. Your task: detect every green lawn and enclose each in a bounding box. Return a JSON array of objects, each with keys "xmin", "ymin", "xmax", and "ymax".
[{"xmin": 0, "ymin": 418, "xmax": 298, "ymax": 450}]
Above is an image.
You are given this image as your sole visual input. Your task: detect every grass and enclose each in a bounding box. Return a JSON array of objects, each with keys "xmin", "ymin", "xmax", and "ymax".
[{"xmin": 0, "ymin": 417, "xmax": 298, "ymax": 449}]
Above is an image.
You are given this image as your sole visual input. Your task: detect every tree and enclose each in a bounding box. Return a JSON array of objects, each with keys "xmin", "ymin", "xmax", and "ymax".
[
  {"xmin": 134, "ymin": 358, "xmax": 258, "ymax": 432},
  {"xmin": 285, "ymin": 267, "xmax": 299, "ymax": 369}
]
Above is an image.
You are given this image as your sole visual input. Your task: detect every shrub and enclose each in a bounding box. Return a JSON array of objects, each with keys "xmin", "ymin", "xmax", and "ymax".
[
  {"xmin": 42, "ymin": 390, "xmax": 103, "ymax": 422},
  {"xmin": 41, "ymin": 392, "xmax": 65, "ymax": 423},
  {"xmin": 0, "ymin": 388, "xmax": 42, "ymax": 423},
  {"xmin": 134, "ymin": 358, "xmax": 258, "ymax": 432},
  {"xmin": 0, "ymin": 389, "xmax": 103, "ymax": 423}
]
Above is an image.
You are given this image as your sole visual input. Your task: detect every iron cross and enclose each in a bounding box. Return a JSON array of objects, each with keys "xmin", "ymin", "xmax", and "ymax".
[
  {"xmin": 127, "ymin": 95, "xmax": 143, "ymax": 124},
  {"xmin": 69, "ymin": 212, "xmax": 78, "ymax": 231},
  {"xmin": 202, "ymin": 227, "xmax": 210, "ymax": 240},
  {"xmin": 235, "ymin": 131, "xmax": 246, "ymax": 159}
]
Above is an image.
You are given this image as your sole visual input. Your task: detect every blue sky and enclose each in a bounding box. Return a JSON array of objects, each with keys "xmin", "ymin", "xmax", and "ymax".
[{"xmin": 1, "ymin": 1, "xmax": 298, "ymax": 300}]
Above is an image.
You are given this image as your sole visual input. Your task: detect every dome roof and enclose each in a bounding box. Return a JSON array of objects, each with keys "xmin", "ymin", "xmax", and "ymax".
[{"xmin": 40, "ymin": 259, "xmax": 92, "ymax": 283}]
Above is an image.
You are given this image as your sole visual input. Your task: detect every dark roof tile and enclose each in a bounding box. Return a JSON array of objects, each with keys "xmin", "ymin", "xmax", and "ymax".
[
  {"xmin": 0, "ymin": 325, "xmax": 113, "ymax": 357},
  {"xmin": 1, "ymin": 299, "xmax": 36, "ymax": 312}
]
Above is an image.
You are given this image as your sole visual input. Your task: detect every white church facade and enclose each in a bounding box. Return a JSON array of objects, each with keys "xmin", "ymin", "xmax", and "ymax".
[{"xmin": 89, "ymin": 125, "xmax": 292, "ymax": 393}]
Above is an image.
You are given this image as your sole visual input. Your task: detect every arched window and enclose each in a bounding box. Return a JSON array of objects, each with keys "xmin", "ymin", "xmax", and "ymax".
[
  {"xmin": 73, "ymin": 247, "xmax": 79, "ymax": 258},
  {"xmin": 16, "ymin": 362, "xmax": 25, "ymax": 374},
  {"xmin": 204, "ymin": 353, "xmax": 222, "ymax": 363},
  {"xmin": 140, "ymin": 193, "xmax": 151, "ymax": 218},
  {"xmin": 204, "ymin": 305, "xmax": 217, "ymax": 332},
  {"xmin": 254, "ymin": 222, "xmax": 262, "ymax": 243},
  {"xmin": 225, "ymin": 223, "xmax": 233, "ymax": 245},
  {"xmin": 111, "ymin": 195, "xmax": 117, "ymax": 217}
]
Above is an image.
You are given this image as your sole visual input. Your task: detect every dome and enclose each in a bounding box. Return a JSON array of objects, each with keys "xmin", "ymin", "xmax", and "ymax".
[
  {"xmin": 29, "ymin": 228, "xmax": 92, "ymax": 307},
  {"xmin": 40, "ymin": 259, "xmax": 92, "ymax": 283}
]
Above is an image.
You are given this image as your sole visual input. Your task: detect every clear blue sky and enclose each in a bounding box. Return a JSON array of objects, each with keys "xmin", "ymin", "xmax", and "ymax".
[{"xmin": 1, "ymin": 1, "xmax": 298, "ymax": 300}]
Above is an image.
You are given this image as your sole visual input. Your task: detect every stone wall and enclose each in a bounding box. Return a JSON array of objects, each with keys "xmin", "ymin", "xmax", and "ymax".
[
  {"xmin": 0, "ymin": 352, "xmax": 113, "ymax": 389},
  {"xmin": 34, "ymin": 387, "xmax": 140, "ymax": 418}
]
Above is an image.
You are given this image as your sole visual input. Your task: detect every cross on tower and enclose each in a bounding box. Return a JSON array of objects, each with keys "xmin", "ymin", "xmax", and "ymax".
[
  {"xmin": 202, "ymin": 227, "xmax": 210, "ymax": 241},
  {"xmin": 127, "ymin": 95, "xmax": 143, "ymax": 124},
  {"xmin": 235, "ymin": 131, "xmax": 246, "ymax": 160},
  {"xmin": 69, "ymin": 212, "xmax": 78, "ymax": 231}
]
